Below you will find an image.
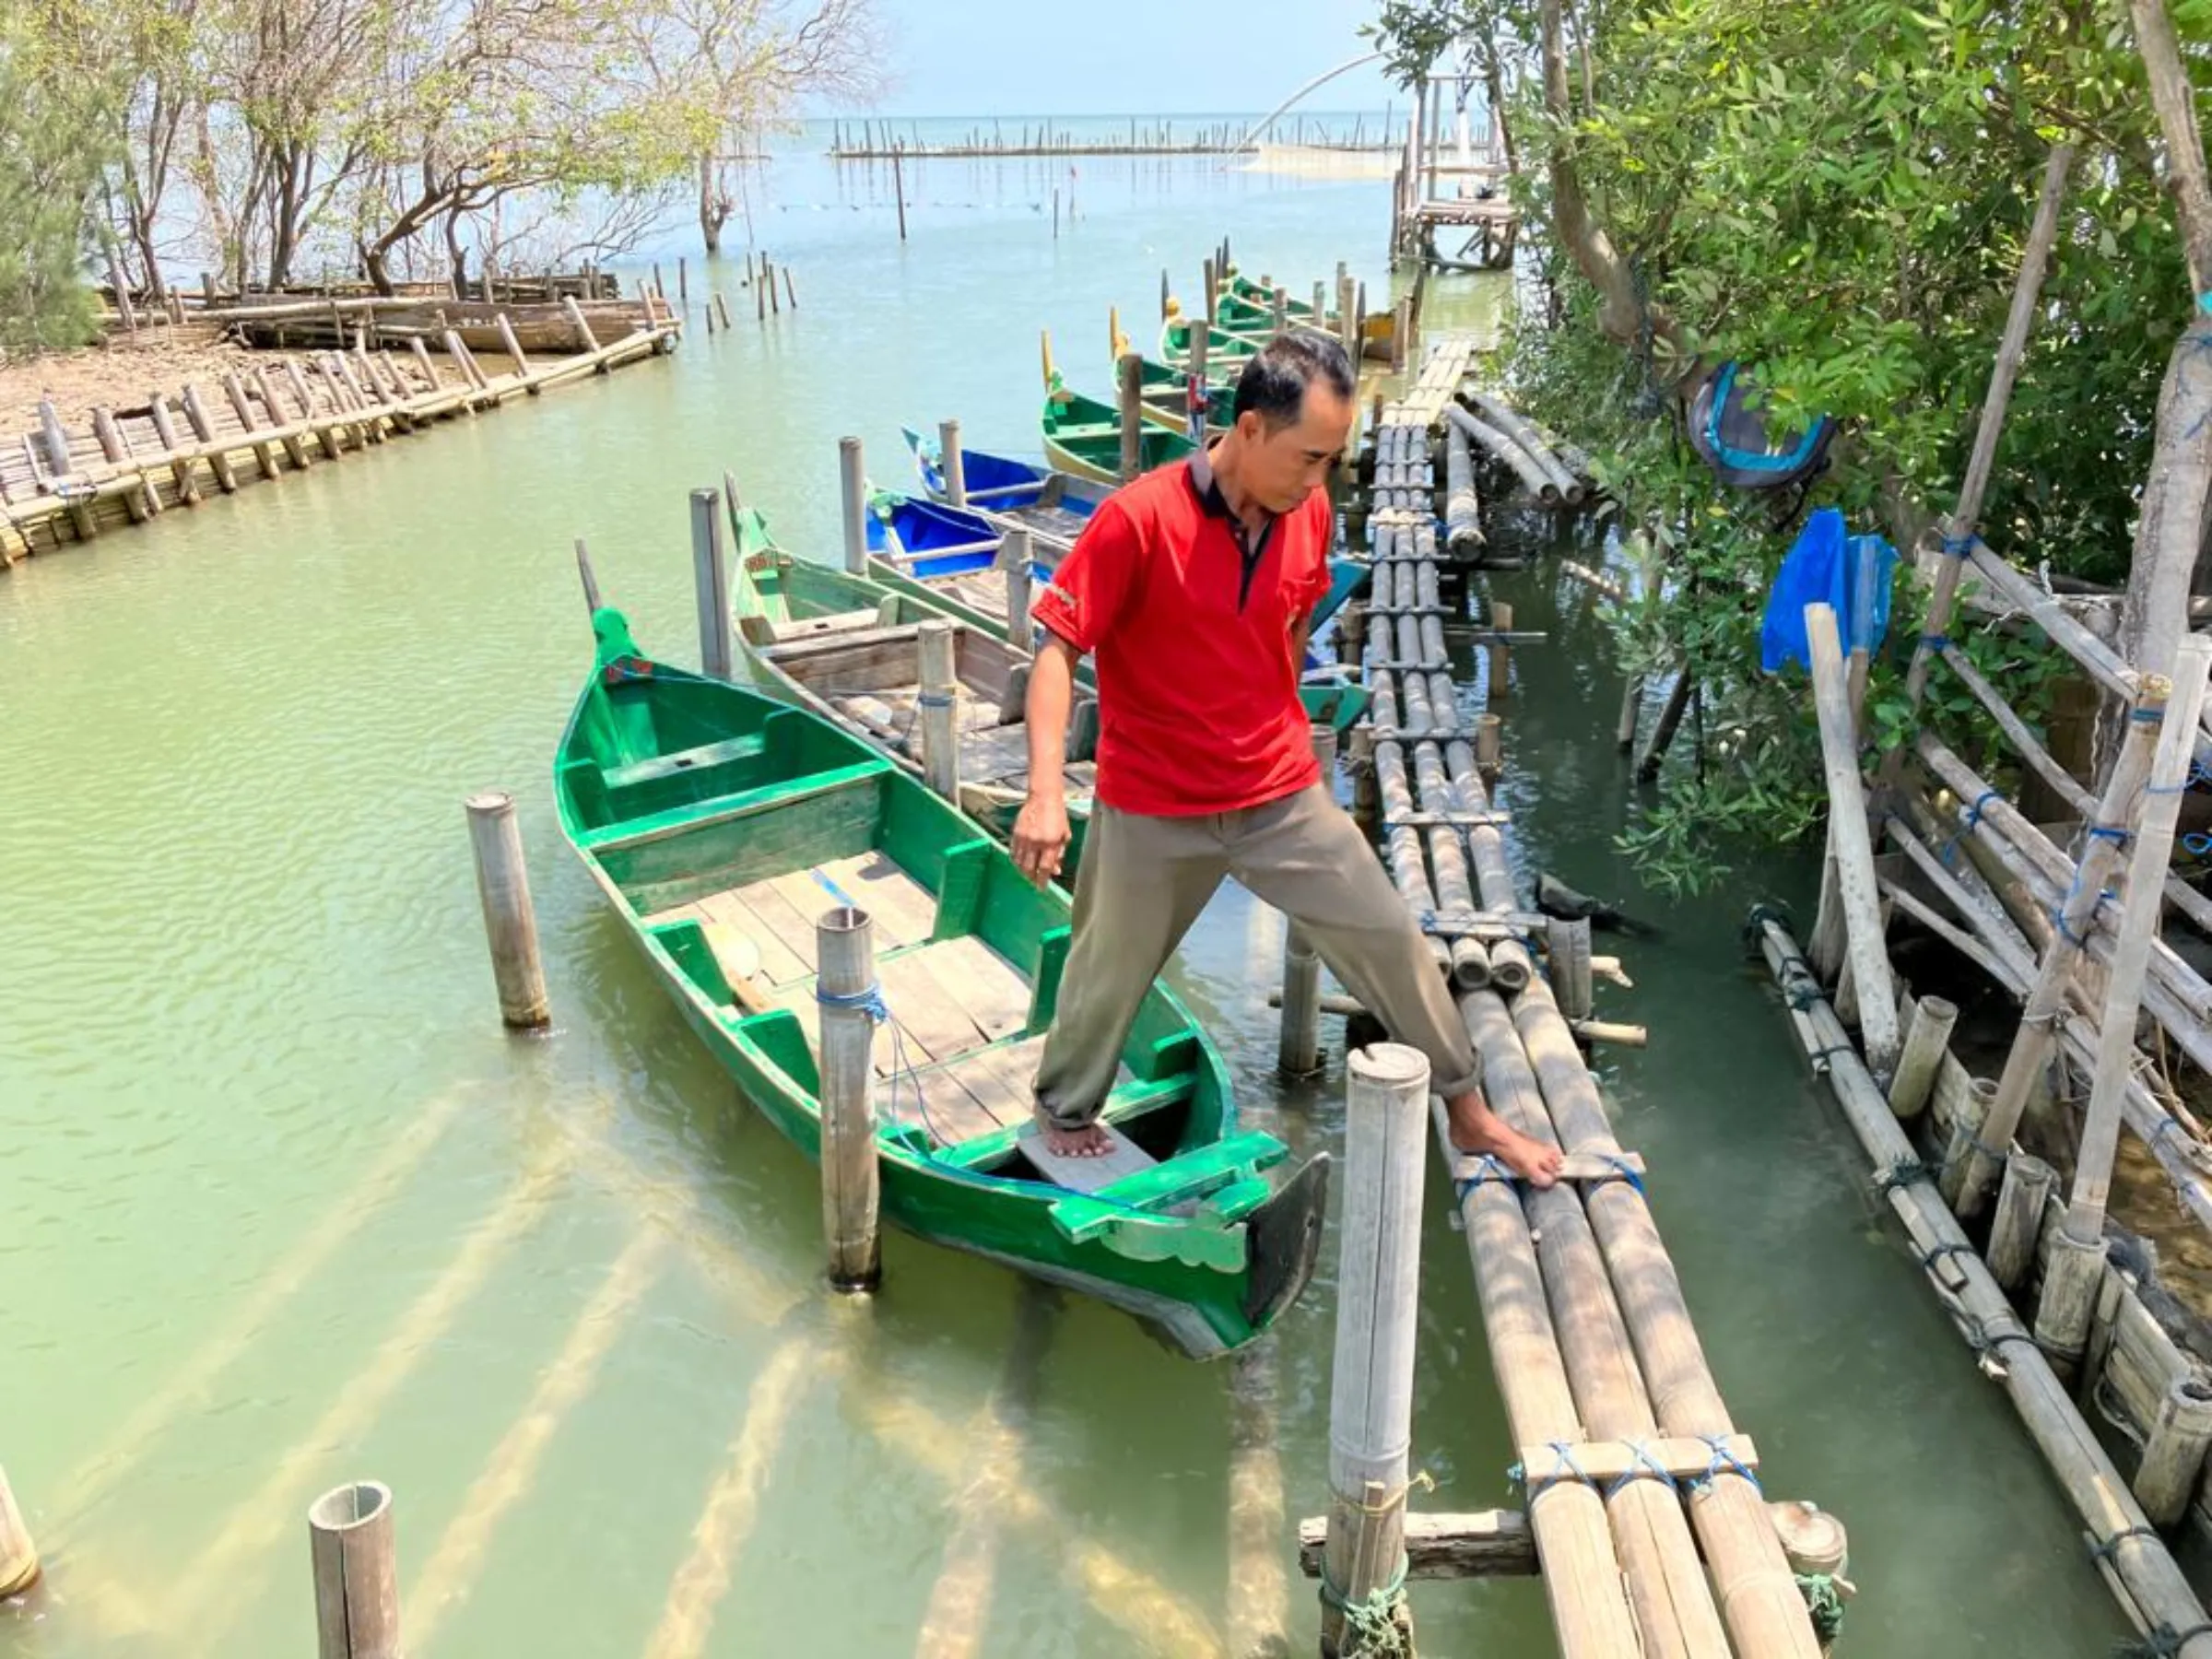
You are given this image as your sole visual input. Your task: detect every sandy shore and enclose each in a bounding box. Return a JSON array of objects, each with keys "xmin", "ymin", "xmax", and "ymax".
[{"xmin": 1237, "ymin": 143, "xmax": 1400, "ymax": 182}]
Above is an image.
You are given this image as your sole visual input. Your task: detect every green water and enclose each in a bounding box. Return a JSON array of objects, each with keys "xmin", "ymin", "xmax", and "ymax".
[{"xmin": 1, "ymin": 134, "xmax": 2136, "ymax": 1657}]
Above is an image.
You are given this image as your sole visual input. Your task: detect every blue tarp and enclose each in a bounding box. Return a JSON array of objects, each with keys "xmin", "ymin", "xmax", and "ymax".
[{"xmin": 1759, "ymin": 507, "xmax": 1899, "ymax": 674}]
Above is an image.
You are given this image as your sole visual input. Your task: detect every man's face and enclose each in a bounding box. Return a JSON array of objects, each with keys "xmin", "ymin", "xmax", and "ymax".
[{"xmin": 1238, "ymin": 383, "xmax": 1351, "ymax": 513}]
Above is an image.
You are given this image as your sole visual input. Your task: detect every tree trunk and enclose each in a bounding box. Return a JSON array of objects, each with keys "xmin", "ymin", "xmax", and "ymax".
[
  {"xmin": 699, "ymin": 152, "xmax": 727, "ymax": 255},
  {"xmin": 1482, "ymin": 42, "xmax": 1517, "ymax": 176}
]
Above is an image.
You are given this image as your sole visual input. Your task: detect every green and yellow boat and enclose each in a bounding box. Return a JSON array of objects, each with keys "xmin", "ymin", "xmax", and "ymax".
[
  {"xmin": 1040, "ymin": 384, "xmax": 1195, "ymax": 488},
  {"xmin": 556, "ymin": 604, "xmax": 1328, "ymax": 1357}
]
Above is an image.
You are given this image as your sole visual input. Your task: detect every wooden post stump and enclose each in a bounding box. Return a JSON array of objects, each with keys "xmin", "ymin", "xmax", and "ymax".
[
  {"xmin": 1486, "ymin": 601, "xmax": 1512, "ymax": 700},
  {"xmin": 2034, "ymin": 1224, "xmax": 2108, "ymax": 1382},
  {"xmin": 937, "ymin": 418, "xmax": 968, "ymax": 507},
  {"xmin": 0, "ymin": 1466, "xmax": 39, "ymax": 1596},
  {"xmin": 91, "ymin": 406, "xmax": 156, "ymax": 520},
  {"xmin": 691, "ymin": 488, "xmax": 733, "ymax": 680},
  {"xmin": 494, "ymin": 312, "xmax": 534, "ymax": 383},
  {"xmin": 1474, "ymin": 714, "xmax": 1501, "ymax": 778},
  {"xmin": 1117, "ymin": 352, "xmax": 1145, "ymax": 483},
  {"xmin": 1546, "ymin": 917, "xmax": 1593, "ymax": 1022},
  {"xmin": 917, "ymin": 620, "xmax": 960, "ymax": 800},
  {"xmin": 1322, "ymin": 1043, "xmax": 1428, "ymax": 1657},
  {"xmin": 465, "ymin": 792, "xmax": 550, "ymax": 1030},
  {"xmin": 839, "ymin": 436, "xmax": 869, "ymax": 575},
  {"xmin": 1938, "ymin": 1077, "xmax": 1998, "ymax": 1209},
  {"xmin": 308, "ymin": 1479, "xmax": 399, "ymax": 1659},
  {"xmin": 818, "ymin": 907, "xmax": 882, "ymax": 1291}
]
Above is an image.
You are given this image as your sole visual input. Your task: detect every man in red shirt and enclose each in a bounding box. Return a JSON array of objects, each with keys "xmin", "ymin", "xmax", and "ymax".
[{"xmin": 1010, "ymin": 330, "xmax": 1561, "ymax": 1186}]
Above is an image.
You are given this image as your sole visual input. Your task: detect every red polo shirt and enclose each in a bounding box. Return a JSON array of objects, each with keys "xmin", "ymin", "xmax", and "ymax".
[{"xmin": 1031, "ymin": 446, "xmax": 1334, "ymax": 817}]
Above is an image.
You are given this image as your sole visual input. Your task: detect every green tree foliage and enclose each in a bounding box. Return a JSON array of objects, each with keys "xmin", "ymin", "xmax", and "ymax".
[
  {"xmin": 0, "ymin": 19, "xmax": 112, "ymax": 359},
  {"xmin": 1371, "ymin": 0, "xmax": 2206, "ymax": 891}
]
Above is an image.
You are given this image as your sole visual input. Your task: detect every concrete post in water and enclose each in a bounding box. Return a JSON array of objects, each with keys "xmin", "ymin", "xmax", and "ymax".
[
  {"xmin": 937, "ymin": 418, "xmax": 967, "ymax": 507},
  {"xmin": 1887, "ymin": 995, "xmax": 1958, "ymax": 1120},
  {"xmin": 0, "ymin": 1467, "xmax": 39, "ymax": 1596},
  {"xmin": 1322, "ymin": 1043, "xmax": 1427, "ymax": 1657},
  {"xmin": 1987, "ymin": 1154, "xmax": 2056, "ymax": 1292},
  {"xmin": 999, "ymin": 527, "xmax": 1033, "ymax": 648},
  {"xmin": 839, "ymin": 436, "xmax": 869, "ymax": 575},
  {"xmin": 917, "ymin": 620, "xmax": 961, "ymax": 800},
  {"xmin": 818, "ymin": 906, "xmax": 883, "ymax": 1291},
  {"xmin": 691, "ymin": 487, "xmax": 733, "ymax": 681},
  {"xmin": 2134, "ymin": 1374, "xmax": 2212, "ymax": 1528},
  {"xmin": 1117, "ymin": 351, "xmax": 1145, "ymax": 483},
  {"xmin": 308, "ymin": 1480, "xmax": 399, "ymax": 1659},
  {"xmin": 1278, "ymin": 724, "xmax": 1339, "ymax": 1077},
  {"xmin": 465, "ymin": 792, "xmax": 551, "ymax": 1030}
]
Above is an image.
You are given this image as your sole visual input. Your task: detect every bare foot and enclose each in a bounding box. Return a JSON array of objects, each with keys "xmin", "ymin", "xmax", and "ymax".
[
  {"xmin": 1036, "ymin": 1112, "xmax": 1114, "ymax": 1158},
  {"xmin": 1446, "ymin": 1090, "xmax": 1564, "ymax": 1188}
]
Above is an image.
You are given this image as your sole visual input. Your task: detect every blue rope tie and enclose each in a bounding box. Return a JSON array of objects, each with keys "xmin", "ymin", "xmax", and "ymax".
[
  {"xmin": 1939, "ymin": 534, "xmax": 1972, "ymax": 559},
  {"xmin": 1512, "ymin": 1440, "xmax": 1595, "ymax": 1492},
  {"xmin": 1594, "ymin": 1153, "xmax": 1646, "ymax": 1197},
  {"xmin": 2131, "ymin": 707, "xmax": 2165, "ymax": 724},
  {"xmin": 1606, "ymin": 1441, "xmax": 1679, "ymax": 1500},
  {"xmin": 1690, "ymin": 1434, "xmax": 1761, "ymax": 1497},
  {"xmin": 2087, "ymin": 1526, "xmax": 2159, "ymax": 1567},
  {"xmin": 815, "ymin": 977, "xmax": 947, "ymax": 1146},
  {"xmin": 816, "ymin": 982, "xmax": 891, "ymax": 1021},
  {"xmin": 1453, "ymin": 1155, "xmax": 1515, "ymax": 1205},
  {"xmin": 812, "ymin": 869, "xmax": 860, "ymax": 908},
  {"xmin": 915, "ymin": 689, "xmax": 956, "ymax": 710},
  {"xmin": 1921, "ymin": 633, "xmax": 1951, "ymax": 653},
  {"xmin": 2085, "ymin": 825, "xmax": 2130, "ymax": 846},
  {"xmin": 1963, "ymin": 790, "xmax": 1999, "ymax": 830},
  {"xmin": 2185, "ymin": 832, "xmax": 2212, "ymax": 858}
]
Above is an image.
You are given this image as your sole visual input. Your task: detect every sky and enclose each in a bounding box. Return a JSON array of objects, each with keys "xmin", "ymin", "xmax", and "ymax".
[{"xmin": 838, "ymin": 0, "xmax": 1402, "ymax": 118}]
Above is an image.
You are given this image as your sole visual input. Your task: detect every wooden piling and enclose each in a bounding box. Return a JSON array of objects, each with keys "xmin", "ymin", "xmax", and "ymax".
[
  {"xmin": 2135, "ymin": 1374, "xmax": 2212, "ymax": 1528},
  {"xmin": 223, "ymin": 372, "xmax": 282, "ymax": 477},
  {"xmin": 817, "ymin": 906, "xmax": 883, "ymax": 1291},
  {"xmin": 560, "ymin": 295, "xmax": 603, "ymax": 355},
  {"xmin": 677, "ymin": 256, "xmax": 688, "ymax": 304},
  {"xmin": 1886, "ymin": 995, "xmax": 1957, "ymax": 1119},
  {"xmin": 1486, "ymin": 600, "xmax": 1512, "ymax": 700},
  {"xmin": 782, "ymin": 266, "xmax": 796, "ymax": 310},
  {"xmin": 1280, "ymin": 724, "xmax": 1340, "ymax": 1077},
  {"xmin": 147, "ymin": 392, "xmax": 203, "ymax": 501},
  {"xmin": 717, "ymin": 292, "xmax": 732, "ymax": 330},
  {"xmin": 90, "ymin": 406, "xmax": 156, "ymax": 521},
  {"xmin": 917, "ymin": 620, "xmax": 960, "ymax": 800},
  {"xmin": 893, "ymin": 148, "xmax": 908, "ymax": 241},
  {"xmin": 465, "ymin": 791, "xmax": 551, "ymax": 1030},
  {"xmin": 839, "ymin": 435, "xmax": 868, "ymax": 575},
  {"xmin": 691, "ymin": 487, "xmax": 733, "ymax": 681},
  {"xmin": 938, "ymin": 418, "xmax": 968, "ymax": 507},
  {"xmin": 999, "ymin": 526, "xmax": 1032, "ymax": 646},
  {"xmin": 179, "ymin": 384, "xmax": 241, "ymax": 488},
  {"xmin": 1804, "ymin": 604, "xmax": 1900, "ymax": 1080},
  {"xmin": 308, "ymin": 1480, "xmax": 399, "ymax": 1659},
  {"xmin": 36, "ymin": 398, "xmax": 72, "ymax": 478},
  {"xmin": 495, "ymin": 312, "xmax": 535, "ymax": 382},
  {"xmin": 0, "ymin": 1466, "xmax": 39, "ymax": 1596},
  {"xmin": 1987, "ymin": 1155, "xmax": 2056, "ymax": 1292},
  {"xmin": 1117, "ymin": 351, "xmax": 1144, "ymax": 482},
  {"xmin": 252, "ymin": 365, "xmax": 313, "ymax": 469},
  {"xmin": 1321, "ymin": 1043, "xmax": 1429, "ymax": 1658},
  {"xmin": 1475, "ymin": 713, "xmax": 1501, "ymax": 776},
  {"xmin": 1937, "ymin": 1077, "xmax": 1998, "ymax": 1209}
]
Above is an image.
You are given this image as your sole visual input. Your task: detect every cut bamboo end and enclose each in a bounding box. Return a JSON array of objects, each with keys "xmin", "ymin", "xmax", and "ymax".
[
  {"xmin": 2135, "ymin": 1373, "xmax": 2212, "ymax": 1528},
  {"xmin": 308, "ymin": 1479, "xmax": 399, "ymax": 1659},
  {"xmin": 1938, "ymin": 1077, "xmax": 1999, "ymax": 1210},
  {"xmin": 1888, "ymin": 995, "xmax": 1958, "ymax": 1120},
  {"xmin": 2033, "ymin": 1224, "xmax": 2108, "ymax": 1382},
  {"xmin": 464, "ymin": 792, "xmax": 551, "ymax": 1030}
]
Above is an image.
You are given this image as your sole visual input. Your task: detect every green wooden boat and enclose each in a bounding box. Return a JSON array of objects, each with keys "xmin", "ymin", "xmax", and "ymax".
[
  {"xmin": 1040, "ymin": 384, "xmax": 1194, "ymax": 488},
  {"xmin": 1223, "ymin": 270, "xmax": 1324, "ymax": 320},
  {"xmin": 726, "ymin": 518, "xmax": 1103, "ymax": 885},
  {"xmin": 556, "ymin": 605, "xmax": 1329, "ymax": 1358},
  {"xmin": 1132, "ymin": 356, "xmax": 1234, "ymax": 440},
  {"xmin": 1159, "ymin": 312, "xmax": 1267, "ymax": 374}
]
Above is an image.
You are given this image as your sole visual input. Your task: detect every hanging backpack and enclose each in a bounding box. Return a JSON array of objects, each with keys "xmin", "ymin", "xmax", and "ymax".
[{"xmin": 1688, "ymin": 361, "xmax": 1836, "ymax": 490}]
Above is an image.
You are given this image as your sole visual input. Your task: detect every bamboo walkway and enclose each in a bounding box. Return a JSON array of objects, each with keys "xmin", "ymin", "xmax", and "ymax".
[{"xmin": 1332, "ymin": 339, "xmax": 1829, "ymax": 1656}]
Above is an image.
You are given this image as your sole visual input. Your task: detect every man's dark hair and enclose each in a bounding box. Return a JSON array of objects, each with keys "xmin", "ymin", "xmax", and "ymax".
[{"xmin": 1230, "ymin": 329, "xmax": 1356, "ymax": 430}]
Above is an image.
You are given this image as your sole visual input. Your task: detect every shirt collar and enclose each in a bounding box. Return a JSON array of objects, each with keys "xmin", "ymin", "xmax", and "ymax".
[{"xmin": 1187, "ymin": 439, "xmax": 1269, "ymax": 532}]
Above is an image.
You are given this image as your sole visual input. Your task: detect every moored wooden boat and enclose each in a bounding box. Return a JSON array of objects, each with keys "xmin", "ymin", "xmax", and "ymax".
[
  {"xmin": 557, "ymin": 603, "xmax": 1329, "ymax": 1358},
  {"xmin": 900, "ymin": 427, "xmax": 1100, "ymax": 553},
  {"xmin": 1040, "ymin": 384, "xmax": 1195, "ymax": 487}
]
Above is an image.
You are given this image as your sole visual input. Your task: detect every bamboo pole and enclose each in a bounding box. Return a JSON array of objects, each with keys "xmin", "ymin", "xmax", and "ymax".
[
  {"xmin": 147, "ymin": 392, "xmax": 203, "ymax": 503},
  {"xmin": 1442, "ymin": 421, "xmax": 1481, "ymax": 555},
  {"xmin": 999, "ymin": 526, "xmax": 1032, "ymax": 646},
  {"xmin": 309, "ymin": 1481, "xmax": 399, "ymax": 1659},
  {"xmin": 1987, "ymin": 1155, "xmax": 2057, "ymax": 1292},
  {"xmin": 1487, "ymin": 601, "xmax": 1512, "ymax": 700},
  {"xmin": 840, "ymin": 436, "xmax": 868, "ymax": 575},
  {"xmin": 2135, "ymin": 1374, "xmax": 2212, "ymax": 1529},
  {"xmin": 1753, "ymin": 914, "xmax": 2212, "ymax": 1653},
  {"xmin": 495, "ymin": 312, "xmax": 535, "ymax": 382},
  {"xmin": 222, "ymin": 372, "xmax": 282, "ymax": 477},
  {"xmin": 917, "ymin": 619, "xmax": 960, "ymax": 800},
  {"xmin": 818, "ymin": 906, "xmax": 882, "ymax": 1291},
  {"xmin": 251, "ymin": 365, "xmax": 312, "ymax": 469},
  {"xmin": 2054, "ymin": 639, "xmax": 2211, "ymax": 1285},
  {"xmin": 692, "ymin": 488, "xmax": 733, "ymax": 681},
  {"xmin": 1939, "ymin": 675, "xmax": 2167, "ymax": 1217},
  {"xmin": 1634, "ymin": 672, "xmax": 1693, "ymax": 783},
  {"xmin": 465, "ymin": 792, "xmax": 551, "ymax": 1029},
  {"xmin": 1906, "ymin": 143, "xmax": 2075, "ymax": 704},
  {"xmin": 938, "ymin": 418, "xmax": 968, "ymax": 507},
  {"xmin": 560, "ymin": 295, "xmax": 603, "ymax": 355},
  {"xmin": 1117, "ymin": 351, "xmax": 1144, "ymax": 482},
  {"xmin": 1460, "ymin": 391, "xmax": 1581, "ymax": 502},
  {"xmin": 179, "ymin": 384, "xmax": 240, "ymax": 488},
  {"xmin": 90, "ymin": 407, "xmax": 155, "ymax": 521},
  {"xmin": 1320, "ymin": 1044, "xmax": 1429, "ymax": 1657},
  {"xmin": 1443, "ymin": 404, "xmax": 1556, "ymax": 501},
  {"xmin": 1508, "ymin": 979, "xmax": 1822, "ymax": 1655},
  {"xmin": 1412, "ymin": 740, "xmax": 1490, "ymax": 989},
  {"xmin": 1887, "ymin": 995, "xmax": 1958, "ymax": 1119},
  {"xmin": 1805, "ymin": 604, "xmax": 1900, "ymax": 1079}
]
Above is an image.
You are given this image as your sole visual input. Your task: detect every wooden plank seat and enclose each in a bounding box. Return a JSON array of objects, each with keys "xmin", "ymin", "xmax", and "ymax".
[{"xmin": 602, "ymin": 732, "xmax": 765, "ymax": 791}]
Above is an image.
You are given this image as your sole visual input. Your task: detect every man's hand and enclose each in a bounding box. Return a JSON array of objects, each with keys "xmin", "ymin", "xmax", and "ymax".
[{"xmin": 1011, "ymin": 790, "xmax": 1072, "ymax": 887}]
